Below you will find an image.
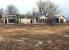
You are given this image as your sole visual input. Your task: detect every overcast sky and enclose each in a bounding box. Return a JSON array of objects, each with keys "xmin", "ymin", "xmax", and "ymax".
[{"xmin": 0, "ymin": 0, "xmax": 69, "ymax": 17}]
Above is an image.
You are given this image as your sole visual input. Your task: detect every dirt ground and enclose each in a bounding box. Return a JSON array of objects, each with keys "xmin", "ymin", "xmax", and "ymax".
[
  {"xmin": 0, "ymin": 24, "xmax": 69, "ymax": 50},
  {"xmin": 0, "ymin": 24, "xmax": 69, "ymax": 37}
]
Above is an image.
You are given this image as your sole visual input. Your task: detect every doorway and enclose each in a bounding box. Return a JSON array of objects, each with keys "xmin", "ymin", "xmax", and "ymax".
[
  {"xmin": 5, "ymin": 19, "xmax": 7, "ymax": 24},
  {"xmin": 60, "ymin": 19, "xmax": 64, "ymax": 23}
]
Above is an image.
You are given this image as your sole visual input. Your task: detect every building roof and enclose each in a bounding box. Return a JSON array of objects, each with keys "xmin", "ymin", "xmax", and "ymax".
[
  {"xmin": 2, "ymin": 14, "xmax": 17, "ymax": 18},
  {"xmin": 39, "ymin": 15, "xmax": 48, "ymax": 19},
  {"xmin": 55, "ymin": 16, "xmax": 66, "ymax": 19}
]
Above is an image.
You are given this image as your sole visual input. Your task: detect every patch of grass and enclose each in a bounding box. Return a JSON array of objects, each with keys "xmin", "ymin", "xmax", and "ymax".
[
  {"xmin": 14, "ymin": 29, "xmax": 33, "ymax": 33},
  {"xmin": 63, "ymin": 30, "xmax": 69, "ymax": 35}
]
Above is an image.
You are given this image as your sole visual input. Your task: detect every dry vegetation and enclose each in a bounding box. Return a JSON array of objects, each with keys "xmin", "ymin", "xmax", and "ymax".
[
  {"xmin": 0, "ymin": 24, "xmax": 69, "ymax": 36},
  {"xmin": 0, "ymin": 24, "xmax": 69, "ymax": 50}
]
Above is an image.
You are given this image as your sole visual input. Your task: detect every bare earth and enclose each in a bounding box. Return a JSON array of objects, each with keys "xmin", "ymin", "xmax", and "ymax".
[
  {"xmin": 0, "ymin": 24, "xmax": 69, "ymax": 50},
  {"xmin": 0, "ymin": 24, "xmax": 69, "ymax": 37}
]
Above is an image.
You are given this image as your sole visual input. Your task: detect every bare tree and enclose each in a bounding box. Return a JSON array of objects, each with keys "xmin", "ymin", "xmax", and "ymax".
[
  {"xmin": 0, "ymin": 8, "xmax": 4, "ymax": 15},
  {"xmin": 6, "ymin": 5, "xmax": 18, "ymax": 15},
  {"xmin": 0, "ymin": 8, "xmax": 4, "ymax": 23},
  {"xmin": 25, "ymin": 11, "xmax": 32, "ymax": 18},
  {"xmin": 37, "ymin": 0, "xmax": 60, "ymax": 24},
  {"xmin": 32, "ymin": 9, "xmax": 39, "ymax": 18}
]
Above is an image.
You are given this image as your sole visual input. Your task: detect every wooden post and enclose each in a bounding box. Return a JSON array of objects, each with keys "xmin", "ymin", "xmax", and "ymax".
[
  {"xmin": 59, "ymin": 18, "xmax": 60, "ymax": 24},
  {"xmin": 7, "ymin": 18, "xmax": 9, "ymax": 24},
  {"xmin": 3, "ymin": 18, "xmax": 5, "ymax": 24},
  {"xmin": 42, "ymin": 19, "xmax": 43, "ymax": 24},
  {"xmin": 38, "ymin": 19, "xmax": 39, "ymax": 24}
]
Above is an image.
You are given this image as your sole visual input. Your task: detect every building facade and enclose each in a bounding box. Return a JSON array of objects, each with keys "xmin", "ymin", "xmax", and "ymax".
[
  {"xmin": 12, "ymin": 15, "xmax": 67, "ymax": 24},
  {"xmin": 54, "ymin": 16, "xmax": 67, "ymax": 24},
  {"xmin": 2, "ymin": 14, "xmax": 17, "ymax": 24},
  {"xmin": 0, "ymin": 14, "xmax": 67, "ymax": 24},
  {"xmin": 35, "ymin": 15, "xmax": 48, "ymax": 24}
]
